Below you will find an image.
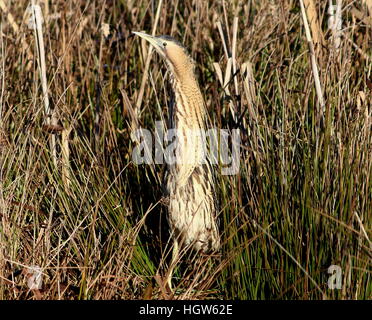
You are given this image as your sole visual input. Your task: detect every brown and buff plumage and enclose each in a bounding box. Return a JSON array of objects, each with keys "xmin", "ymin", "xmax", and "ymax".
[{"xmin": 133, "ymin": 32, "xmax": 220, "ymax": 288}]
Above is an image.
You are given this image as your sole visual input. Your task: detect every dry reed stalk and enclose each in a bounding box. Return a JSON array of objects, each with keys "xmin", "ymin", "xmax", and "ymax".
[
  {"xmin": 216, "ymin": 20, "xmax": 229, "ymax": 60},
  {"xmin": 30, "ymin": 2, "xmax": 58, "ymax": 167},
  {"xmin": 354, "ymin": 211, "xmax": 372, "ymax": 250},
  {"xmin": 61, "ymin": 127, "xmax": 71, "ymax": 190},
  {"xmin": 241, "ymin": 61, "xmax": 257, "ymax": 127},
  {"xmin": 215, "ymin": 19, "xmax": 239, "ymax": 123},
  {"xmin": 303, "ymin": 0, "xmax": 324, "ymax": 49},
  {"xmin": 299, "ymin": 0, "xmax": 325, "ymax": 115},
  {"xmin": 231, "ymin": 17, "xmax": 239, "ymax": 99},
  {"xmin": 31, "ymin": 4, "xmax": 49, "ymax": 116},
  {"xmin": 213, "ymin": 60, "xmax": 237, "ymax": 122},
  {"xmin": 134, "ymin": 0, "xmax": 163, "ymax": 131},
  {"xmin": 94, "ymin": 21, "xmax": 105, "ymax": 147}
]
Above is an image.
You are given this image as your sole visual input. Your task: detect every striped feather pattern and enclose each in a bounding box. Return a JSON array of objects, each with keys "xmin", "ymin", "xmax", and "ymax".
[{"xmin": 165, "ymin": 71, "xmax": 220, "ymax": 253}]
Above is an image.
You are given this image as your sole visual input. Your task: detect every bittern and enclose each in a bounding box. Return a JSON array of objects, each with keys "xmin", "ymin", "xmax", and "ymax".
[{"xmin": 133, "ymin": 31, "xmax": 220, "ymax": 289}]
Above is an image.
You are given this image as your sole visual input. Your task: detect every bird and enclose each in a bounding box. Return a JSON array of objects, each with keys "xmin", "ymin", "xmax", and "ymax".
[{"xmin": 133, "ymin": 31, "xmax": 220, "ymax": 290}]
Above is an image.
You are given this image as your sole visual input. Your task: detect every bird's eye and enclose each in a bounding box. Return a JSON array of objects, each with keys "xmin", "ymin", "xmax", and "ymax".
[{"xmin": 163, "ymin": 42, "xmax": 167, "ymax": 47}]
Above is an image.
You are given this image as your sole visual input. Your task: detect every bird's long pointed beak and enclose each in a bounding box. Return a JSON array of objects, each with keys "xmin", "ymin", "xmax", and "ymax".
[{"xmin": 132, "ymin": 31, "xmax": 166, "ymax": 57}]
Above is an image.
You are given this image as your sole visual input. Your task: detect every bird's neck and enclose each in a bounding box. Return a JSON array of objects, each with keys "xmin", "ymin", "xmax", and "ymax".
[
  {"xmin": 168, "ymin": 74, "xmax": 207, "ymax": 184},
  {"xmin": 170, "ymin": 75, "xmax": 206, "ymax": 130}
]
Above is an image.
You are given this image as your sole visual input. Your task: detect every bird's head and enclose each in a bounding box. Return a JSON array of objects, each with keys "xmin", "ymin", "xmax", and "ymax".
[{"xmin": 133, "ymin": 31, "xmax": 194, "ymax": 80}]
